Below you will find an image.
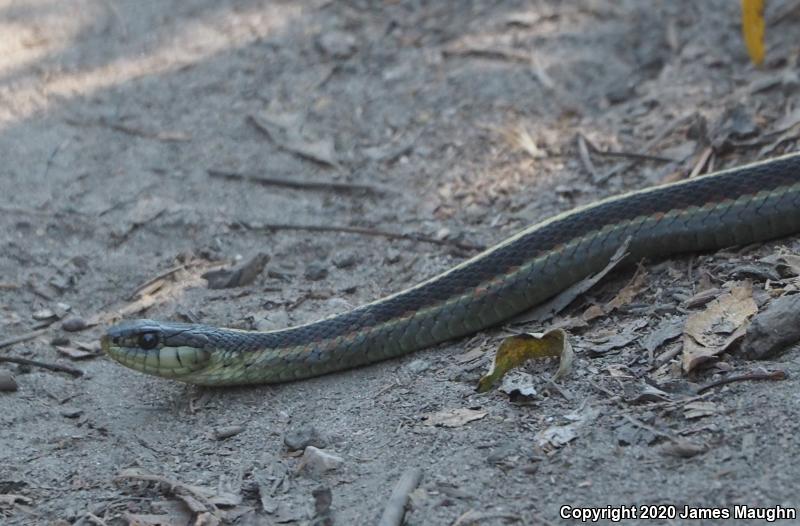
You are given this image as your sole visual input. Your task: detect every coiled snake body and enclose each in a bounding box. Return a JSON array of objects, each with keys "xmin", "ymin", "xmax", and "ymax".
[{"xmin": 102, "ymin": 153, "xmax": 800, "ymax": 385}]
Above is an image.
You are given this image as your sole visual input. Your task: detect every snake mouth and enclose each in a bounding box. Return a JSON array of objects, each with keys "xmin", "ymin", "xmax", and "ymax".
[{"xmin": 102, "ymin": 335, "xmax": 211, "ymax": 379}]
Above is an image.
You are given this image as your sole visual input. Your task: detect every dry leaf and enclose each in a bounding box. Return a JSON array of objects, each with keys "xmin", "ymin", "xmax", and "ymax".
[
  {"xmin": 684, "ymin": 401, "xmax": 718, "ymax": 419},
  {"xmin": 248, "ymin": 113, "xmax": 339, "ymax": 168},
  {"xmin": 604, "ymin": 266, "xmax": 647, "ymax": 312},
  {"xmin": 535, "ymin": 407, "xmax": 597, "ymax": 450},
  {"xmin": 535, "ymin": 422, "xmax": 579, "ymax": 449},
  {"xmin": 501, "ymin": 124, "xmax": 546, "ymax": 160},
  {"xmin": 421, "ymin": 408, "xmax": 487, "ymax": 428},
  {"xmin": 682, "ymin": 282, "xmax": 757, "ymax": 373},
  {"xmin": 498, "ymin": 370, "xmax": 538, "ymax": 402},
  {"xmin": 55, "ymin": 345, "xmax": 97, "ymax": 360},
  {"xmin": 477, "ymin": 328, "xmax": 573, "ymax": 393},
  {"xmin": 516, "ymin": 237, "xmax": 631, "ymax": 323},
  {"xmin": 642, "ymin": 317, "xmax": 683, "ymax": 353},
  {"xmin": 203, "ymin": 253, "xmax": 270, "ymax": 289}
]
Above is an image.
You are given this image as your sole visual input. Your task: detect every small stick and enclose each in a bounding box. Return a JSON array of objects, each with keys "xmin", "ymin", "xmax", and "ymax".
[
  {"xmin": 597, "ymin": 113, "xmax": 694, "ymax": 182},
  {"xmin": 65, "ymin": 117, "xmax": 189, "ymax": 142},
  {"xmin": 208, "ymin": 169, "xmax": 388, "ymax": 195},
  {"xmin": 589, "ymin": 150, "xmax": 677, "ymax": 163},
  {"xmin": 650, "ymin": 346, "xmax": 682, "ymax": 371},
  {"xmin": 580, "ymin": 133, "xmax": 676, "ymax": 163},
  {"xmin": 239, "ymin": 222, "xmax": 485, "ymax": 252},
  {"xmin": 576, "ymin": 134, "xmax": 599, "ymax": 180},
  {"xmin": 697, "ymin": 370, "xmax": 787, "ymax": 394},
  {"xmin": 378, "ymin": 468, "xmax": 423, "ymax": 526},
  {"xmin": 127, "ymin": 263, "xmax": 189, "ymax": 300},
  {"xmin": 0, "ymin": 329, "xmax": 47, "ymax": 350},
  {"xmin": 688, "ymin": 146, "xmax": 713, "ymax": 178},
  {"xmin": 0, "ymin": 355, "xmax": 84, "ymax": 377}
]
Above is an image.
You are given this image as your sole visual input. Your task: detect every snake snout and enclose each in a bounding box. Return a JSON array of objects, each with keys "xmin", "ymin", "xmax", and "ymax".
[{"xmin": 102, "ymin": 320, "xmax": 214, "ymax": 380}]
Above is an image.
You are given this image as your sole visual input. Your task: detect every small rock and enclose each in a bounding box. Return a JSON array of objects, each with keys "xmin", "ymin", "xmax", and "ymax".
[
  {"xmin": 404, "ymin": 359, "xmax": 429, "ymax": 374},
  {"xmin": 385, "ymin": 249, "xmax": 401, "ymax": 264},
  {"xmin": 317, "ymin": 30, "xmax": 357, "ymax": 59},
  {"xmin": 606, "ymin": 80, "xmax": 635, "ymax": 104},
  {"xmin": 301, "ymin": 446, "xmax": 343, "ymax": 473},
  {"xmin": 203, "ymin": 253, "xmax": 270, "ymax": 289},
  {"xmin": 60, "ymin": 408, "xmax": 84, "ymax": 419},
  {"xmin": 50, "ymin": 336, "xmax": 70, "ymax": 346},
  {"xmin": 62, "ymin": 317, "xmax": 88, "ymax": 332},
  {"xmin": 0, "ymin": 371, "xmax": 18, "ymax": 392},
  {"xmin": 32, "ymin": 308, "xmax": 57, "ymax": 321},
  {"xmin": 312, "ymin": 486, "xmax": 333, "ymax": 524},
  {"xmin": 332, "ymin": 253, "xmax": 358, "ymax": 269},
  {"xmin": 499, "ymin": 371, "xmax": 538, "ymax": 402},
  {"xmin": 284, "ymin": 425, "xmax": 328, "ymax": 451},
  {"xmin": 212, "ymin": 425, "xmax": 245, "ymax": 440},
  {"xmin": 304, "ymin": 263, "xmax": 329, "ymax": 281}
]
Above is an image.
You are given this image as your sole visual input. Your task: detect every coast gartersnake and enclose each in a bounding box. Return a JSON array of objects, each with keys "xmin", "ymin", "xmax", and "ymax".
[{"xmin": 102, "ymin": 152, "xmax": 800, "ymax": 385}]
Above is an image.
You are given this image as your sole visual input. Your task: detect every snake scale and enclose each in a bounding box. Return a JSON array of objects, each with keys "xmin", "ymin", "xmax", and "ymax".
[{"xmin": 102, "ymin": 152, "xmax": 800, "ymax": 385}]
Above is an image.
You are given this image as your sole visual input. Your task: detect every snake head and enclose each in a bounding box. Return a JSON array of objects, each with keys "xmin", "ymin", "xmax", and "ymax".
[{"xmin": 101, "ymin": 319, "xmax": 213, "ymax": 380}]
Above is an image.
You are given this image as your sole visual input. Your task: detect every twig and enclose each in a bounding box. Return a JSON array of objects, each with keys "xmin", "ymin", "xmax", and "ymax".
[
  {"xmin": 580, "ymin": 133, "xmax": 676, "ymax": 163},
  {"xmin": 576, "ymin": 134, "xmax": 599, "ymax": 180},
  {"xmin": 378, "ymin": 468, "xmax": 422, "ymax": 526},
  {"xmin": 43, "ymin": 138, "xmax": 70, "ymax": 179},
  {"xmin": 589, "ymin": 150, "xmax": 677, "ymax": 163},
  {"xmin": 696, "ymin": 369, "xmax": 787, "ymax": 394},
  {"xmin": 208, "ymin": 169, "xmax": 387, "ymax": 195},
  {"xmin": 621, "ymin": 414, "xmax": 674, "ymax": 440},
  {"xmin": 688, "ymin": 146, "xmax": 713, "ymax": 178},
  {"xmin": 650, "ymin": 345, "xmax": 682, "ymax": 371},
  {"xmin": 238, "ymin": 221, "xmax": 485, "ymax": 252},
  {"xmin": 0, "ymin": 355, "xmax": 83, "ymax": 377},
  {"xmin": 0, "ymin": 329, "xmax": 48, "ymax": 350},
  {"xmin": 597, "ymin": 113, "xmax": 694, "ymax": 182},
  {"xmin": 64, "ymin": 117, "xmax": 190, "ymax": 142},
  {"xmin": 442, "ymin": 46, "xmax": 532, "ymax": 63},
  {"xmin": 127, "ymin": 263, "xmax": 189, "ymax": 300},
  {"xmin": 0, "ymin": 205, "xmax": 91, "ymax": 218}
]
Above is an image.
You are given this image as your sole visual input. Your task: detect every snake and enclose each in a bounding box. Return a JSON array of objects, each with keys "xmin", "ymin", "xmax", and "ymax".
[{"xmin": 102, "ymin": 152, "xmax": 800, "ymax": 386}]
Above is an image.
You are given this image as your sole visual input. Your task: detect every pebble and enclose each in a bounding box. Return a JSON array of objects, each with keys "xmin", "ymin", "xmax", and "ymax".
[
  {"xmin": 384, "ymin": 249, "xmax": 401, "ymax": 264},
  {"xmin": 301, "ymin": 446, "xmax": 343, "ymax": 472},
  {"xmin": 32, "ymin": 308, "xmax": 56, "ymax": 321},
  {"xmin": 60, "ymin": 408, "xmax": 84, "ymax": 419},
  {"xmin": 284, "ymin": 425, "xmax": 328, "ymax": 451},
  {"xmin": 0, "ymin": 371, "xmax": 18, "ymax": 392},
  {"xmin": 404, "ymin": 359, "xmax": 429, "ymax": 374},
  {"xmin": 50, "ymin": 336, "xmax": 70, "ymax": 346},
  {"xmin": 212, "ymin": 425, "xmax": 245, "ymax": 440},
  {"xmin": 332, "ymin": 253, "xmax": 358, "ymax": 269},
  {"xmin": 317, "ymin": 30, "xmax": 357, "ymax": 59},
  {"xmin": 62, "ymin": 317, "xmax": 88, "ymax": 332},
  {"xmin": 304, "ymin": 263, "xmax": 329, "ymax": 281}
]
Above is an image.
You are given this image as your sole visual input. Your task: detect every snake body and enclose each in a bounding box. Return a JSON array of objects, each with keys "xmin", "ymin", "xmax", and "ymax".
[{"xmin": 103, "ymin": 153, "xmax": 800, "ymax": 385}]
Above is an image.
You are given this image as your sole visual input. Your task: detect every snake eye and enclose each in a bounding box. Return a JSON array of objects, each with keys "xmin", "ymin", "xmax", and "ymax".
[{"xmin": 137, "ymin": 332, "xmax": 160, "ymax": 350}]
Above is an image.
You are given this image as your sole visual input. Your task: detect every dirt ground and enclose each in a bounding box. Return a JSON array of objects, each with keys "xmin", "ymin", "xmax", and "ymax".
[{"xmin": 2, "ymin": 0, "xmax": 800, "ymax": 524}]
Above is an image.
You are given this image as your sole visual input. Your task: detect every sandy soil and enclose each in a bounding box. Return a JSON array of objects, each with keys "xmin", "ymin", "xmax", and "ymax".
[{"xmin": 2, "ymin": 1, "xmax": 800, "ymax": 524}]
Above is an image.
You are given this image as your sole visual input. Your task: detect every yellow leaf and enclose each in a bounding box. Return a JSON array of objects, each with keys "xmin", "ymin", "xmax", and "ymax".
[
  {"xmin": 477, "ymin": 328, "xmax": 573, "ymax": 393},
  {"xmin": 741, "ymin": 0, "xmax": 765, "ymax": 65}
]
